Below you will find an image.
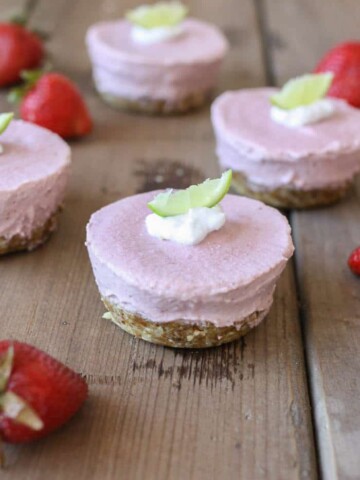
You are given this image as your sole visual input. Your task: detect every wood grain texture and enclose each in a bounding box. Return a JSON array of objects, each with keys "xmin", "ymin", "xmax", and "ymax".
[
  {"xmin": 0, "ymin": 0, "xmax": 35, "ymax": 22},
  {"xmin": 264, "ymin": 1, "xmax": 360, "ymax": 478},
  {"xmin": 263, "ymin": 0, "xmax": 360, "ymax": 83},
  {"xmin": 0, "ymin": 0, "xmax": 316, "ymax": 478}
]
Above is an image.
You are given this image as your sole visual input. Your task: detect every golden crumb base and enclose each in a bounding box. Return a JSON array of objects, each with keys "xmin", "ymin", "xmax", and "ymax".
[
  {"xmin": 0, "ymin": 210, "xmax": 60, "ymax": 255},
  {"xmin": 98, "ymin": 90, "xmax": 210, "ymax": 115},
  {"xmin": 103, "ymin": 298, "xmax": 267, "ymax": 348},
  {"xmin": 231, "ymin": 172, "xmax": 351, "ymax": 209}
]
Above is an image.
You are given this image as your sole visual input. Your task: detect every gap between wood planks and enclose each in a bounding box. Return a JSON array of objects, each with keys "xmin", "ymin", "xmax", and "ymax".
[{"xmin": 253, "ymin": 0, "xmax": 276, "ymax": 86}]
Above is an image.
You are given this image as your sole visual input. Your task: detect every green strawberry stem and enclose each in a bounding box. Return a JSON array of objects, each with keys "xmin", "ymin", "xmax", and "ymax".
[
  {"xmin": 10, "ymin": 12, "xmax": 49, "ymax": 40},
  {"xmin": 7, "ymin": 66, "xmax": 51, "ymax": 104},
  {"xmin": 8, "ymin": 69, "xmax": 43, "ymax": 104},
  {"xmin": 10, "ymin": 12, "xmax": 28, "ymax": 27}
]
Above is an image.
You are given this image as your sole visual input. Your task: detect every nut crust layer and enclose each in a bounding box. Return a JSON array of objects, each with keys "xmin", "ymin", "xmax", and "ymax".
[
  {"xmin": 231, "ymin": 172, "xmax": 351, "ymax": 209},
  {"xmin": 0, "ymin": 210, "xmax": 60, "ymax": 255},
  {"xmin": 103, "ymin": 298, "xmax": 267, "ymax": 348},
  {"xmin": 98, "ymin": 90, "xmax": 210, "ymax": 115}
]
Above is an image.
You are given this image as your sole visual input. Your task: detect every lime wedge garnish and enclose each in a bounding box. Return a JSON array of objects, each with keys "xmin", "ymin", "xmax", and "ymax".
[
  {"xmin": 270, "ymin": 73, "xmax": 334, "ymax": 110},
  {"xmin": 126, "ymin": 1, "xmax": 188, "ymax": 29},
  {"xmin": 0, "ymin": 113, "xmax": 14, "ymax": 135},
  {"xmin": 148, "ymin": 170, "xmax": 232, "ymax": 217}
]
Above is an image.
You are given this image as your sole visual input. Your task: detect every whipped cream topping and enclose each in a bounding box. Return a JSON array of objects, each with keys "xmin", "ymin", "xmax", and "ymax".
[
  {"xmin": 270, "ymin": 99, "xmax": 335, "ymax": 127},
  {"xmin": 131, "ymin": 24, "xmax": 184, "ymax": 44},
  {"xmin": 145, "ymin": 205, "xmax": 225, "ymax": 245}
]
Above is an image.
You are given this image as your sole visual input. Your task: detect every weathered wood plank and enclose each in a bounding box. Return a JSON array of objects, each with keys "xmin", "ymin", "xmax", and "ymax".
[
  {"xmin": 0, "ymin": 0, "xmax": 316, "ymax": 478},
  {"xmin": 262, "ymin": 0, "xmax": 360, "ymax": 84},
  {"xmin": 264, "ymin": 0, "xmax": 360, "ymax": 478}
]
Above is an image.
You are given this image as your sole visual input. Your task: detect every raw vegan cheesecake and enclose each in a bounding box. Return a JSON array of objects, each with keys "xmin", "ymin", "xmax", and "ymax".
[
  {"xmin": 86, "ymin": 2, "xmax": 228, "ymax": 114},
  {"xmin": 212, "ymin": 74, "xmax": 360, "ymax": 209},
  {"xmin": 0, "ymin": 115, "xmax": 71, "ymax": 254},
  {"xmin": 86, "ymin": 171, "xmax": 294, "ymax": 348}
]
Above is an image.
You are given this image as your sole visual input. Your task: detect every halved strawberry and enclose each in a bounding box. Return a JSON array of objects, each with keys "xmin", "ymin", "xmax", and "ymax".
[{"xmin": 0, "ymin": 340, "xmax": 88, "ymax": 464}]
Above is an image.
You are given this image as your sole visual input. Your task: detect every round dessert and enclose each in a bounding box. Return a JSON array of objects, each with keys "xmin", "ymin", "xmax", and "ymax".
[
  {"xmin": 211, "ymin": 86, "xmax": 360, "ymax": 209},
  {"xmin": 86, "ymin": 190, "xmax": 294, "ymax": 348},
  {"xmin": 0, "ymin": 119, "xmax": 71, "ymax": 254},
  {"xmin": 86, "ymin": 9, "xmax": 228, "ymax": 115}
]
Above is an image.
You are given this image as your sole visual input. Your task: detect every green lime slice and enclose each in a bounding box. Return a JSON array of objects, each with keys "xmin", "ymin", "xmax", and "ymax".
[
  {"xmin": 148, "ymin": 170, "xmax": 232, "ymax": 217},
  {"xmin": 0, "ymin": 113, "xmax": 14, "ymax": 135},
  {"xmin": 126, "ymin": 1, "xmax": 188, "ymax": 29},
  {"xmin": 270, "ymin": 73, "xmax": 334, "ymax": 110}
]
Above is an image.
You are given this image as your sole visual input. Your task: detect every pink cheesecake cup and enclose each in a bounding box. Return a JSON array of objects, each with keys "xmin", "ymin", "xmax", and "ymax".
[
  {"xmin": 211, "ymin": 88, "xmax": 360, "ymax": 209},
  {"xmin": 0, "ymin": 120, "xmax": 71, "ymax": 255},
  {"xmin": 86, "ymin": 18, "xmax": 228, "ymax": 115},
  {"xmin": 86, "ymin": 192, "xmax": 294, "ymax": 348}
]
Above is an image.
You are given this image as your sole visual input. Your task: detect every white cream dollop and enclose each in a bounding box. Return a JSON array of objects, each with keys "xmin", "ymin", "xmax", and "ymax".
[
  {"xmin": 131, "ymin": 24, "xmax": 184, "ymax": 44},
  {"xmin": 270, "ymin": 99, "xmax": 336, "ymax": 128},
  {"xmin": 145, "ymin": 205, "xmax": 225, "ymax": 245}
]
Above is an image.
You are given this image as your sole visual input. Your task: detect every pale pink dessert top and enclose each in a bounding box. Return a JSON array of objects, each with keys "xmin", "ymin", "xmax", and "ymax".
[
  {"xmin": 0, "ymin": 120, "xmax": 70, "ymax": 191},
  {"xmin": 212, "ymin": 88, "xmax": 360, "ymax": 161},
  {"xmin": 86, "ymin": 18, "xmax": 228, "ymax": 66},
  {"xmin": 87, "ymin": 192, "xmax": 293, "ymax": 302}
]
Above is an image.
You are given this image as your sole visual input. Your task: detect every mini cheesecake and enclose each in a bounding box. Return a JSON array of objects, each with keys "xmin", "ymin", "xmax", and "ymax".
[
  {"xmin": 211, "ymin": 88, "xmax": 360, "ymax": 208},
  {"xmin": 86, "ymin": 17, "xmax": 228, "ymax": 114},
  {"xmin": 0, "ymin": 120, "xmax": 71, "ymax": 254},
  {"xmin": 86, "ymin": 192, "xmax": 294, "ymax": 348}
]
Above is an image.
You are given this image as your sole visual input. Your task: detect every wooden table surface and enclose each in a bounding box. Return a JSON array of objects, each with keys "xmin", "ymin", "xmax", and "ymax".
[{"xmin": 1, "ymin": 1, "xmax": 359, "ymax": 479}]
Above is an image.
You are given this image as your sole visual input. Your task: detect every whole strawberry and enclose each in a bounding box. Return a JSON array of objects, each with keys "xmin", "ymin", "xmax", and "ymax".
[
  {"xmin": 315, "ymin": 42, "xmax": 360, "ymax": 108},
  {"xmin": 14, "ymin": 71, "xmax": 92, "ymax": 138},
  {"xmin": 348, "ymin": 246, "xmax": 360, "ymax": 276},
  {"xmin": 0, "ymin": 23, "xmax": 43, "ymax": 87},
  {"xmin": 0, "ymin": 340, "xmax": 88, "ymax": 450}
]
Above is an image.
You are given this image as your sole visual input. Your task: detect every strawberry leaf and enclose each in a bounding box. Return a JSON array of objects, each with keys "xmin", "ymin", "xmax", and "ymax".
[
  {"xmin": 8, "ymin": 68, "xmax": 46, "ymax": 104},
  {"xmin": 9, "ymin": 13, "xmax": 28, "ymax": 27}
]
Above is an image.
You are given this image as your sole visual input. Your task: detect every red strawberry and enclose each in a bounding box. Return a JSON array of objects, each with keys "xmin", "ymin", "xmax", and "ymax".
[
  {"xmin": 348, "ymin": 246, "xmax": 360, "ymax": 275},
  {"xmin": 0, "ymin": 340, "xmax": 88, "ymax": 450},
  {"xmin": 314, "ymin": 42, "xmax": 360, "ymax": 108},
  {"xmin": 0, "ymin": 23, "xmax": 43, "ymax": 87},
  {"xmin": 16, "ymin": 72, "xmax": 92, "ymax": 138}
]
